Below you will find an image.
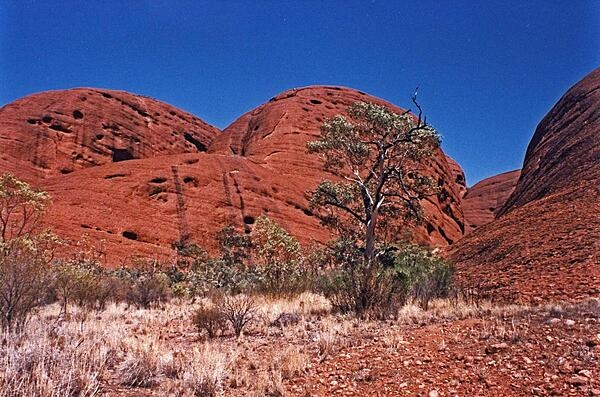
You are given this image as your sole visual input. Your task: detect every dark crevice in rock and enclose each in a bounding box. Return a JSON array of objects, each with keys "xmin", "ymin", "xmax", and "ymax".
[
  {"xmin": 112, "ymin": 148, "xmax": 134, "ymax": 162},
  {"xmin": 122, "ymin": 231, "xmax": 138, "ymax": 240},
  {"xmin": 183, "ymin": 132, "xmax": 207, "ymax": 152}
]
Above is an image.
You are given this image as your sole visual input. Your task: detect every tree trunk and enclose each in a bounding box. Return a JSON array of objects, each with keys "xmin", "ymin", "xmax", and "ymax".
[{"xmin": 364, "ymin": 209, "xmax": 379, "ymax": 264}]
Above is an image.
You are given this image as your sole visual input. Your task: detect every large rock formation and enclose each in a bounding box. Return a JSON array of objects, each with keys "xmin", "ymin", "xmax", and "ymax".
[
  {"xmin": 0, "ymin": 86, "xmax": 466, "ymax": 264},
  {"xmin": 451, "ymin": 68, "xmax": 600, "ymax": 302},
  {"xmin": 461, "ymin": 170, "xmax": 521, "ymax": 232},
  {"xmin": 211, "ymin": 86, "xmax": 466, "ymax": 246},
  {"xmin": 0, "ymin": 88, "xmax": 219, "ymax": 181}
]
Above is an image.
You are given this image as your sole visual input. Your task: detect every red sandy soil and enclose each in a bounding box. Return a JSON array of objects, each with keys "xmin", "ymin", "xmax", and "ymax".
[{"xmin": 288, "ymin": 300, "xmax": 600, "ymax": 397}]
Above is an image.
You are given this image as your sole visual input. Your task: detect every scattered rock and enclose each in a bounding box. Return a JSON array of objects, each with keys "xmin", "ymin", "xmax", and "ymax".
[{"xmin": 485, "ymin": 342, "xmax": 509, "ymax": 354}]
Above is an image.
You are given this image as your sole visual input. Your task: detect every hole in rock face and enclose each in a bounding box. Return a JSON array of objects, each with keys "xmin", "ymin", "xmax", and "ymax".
[
  {"xmin": 112, "ymin": 148, "xmax": 134, "ymax": 162},
  {"xmin": 42, "ymin": 116, "xmax": 52, "ymax": 123},
  {"xmin": 183, "ymin": 176, "xmax": 198, "ymax": 186},
  {"xmin": 49, "ymin": 123, "xmax": 71, "ymax": 133},
  {"xmin": 95, "ymin": 134, "xmax": 104, "ymax": 140},
  {"xmin": 310, "ymin": 99, "xmax": 323, "ymax": 105},
  {"xmin": 27, "ymin": 119, "xmax": 37, "ymax": 125},
  {"xmin": 243, "ymin": 216, "xmax": 255, "ymax": 225},
  {"xmin": 122, "ymin": 231, "xmax": 138, "ymax": 240},
  {"xmin": 60, "ymin": 168, "xmax": 73, "ymax": 174},
  {"xmin": 183, "ymin": 133, "xmax": 207, "ymax": 152},
  {"xmin": 104, "ymin": 173, "xmax": 127, "ymax": 179},
  {"xmin": 426, "ymin": 223, "xmax": 435, "ymax": 235},
  {"xmin": 184, "ymin": 158, "xmax": 199, "ymax": 165},
  {"xmin": 150, "ymin": 177, "xmax": 167, "ymax": 184},
  {"xmin": 72, "ymin": 110, "xmax": 84, "ymax": 119},
  {"xmin": 101, "ymin": 92, "xmax": 113, "ymax": 99},
  {"xmin": 302, "ymin": 208, "xmax": 313, "ymax": 216}
]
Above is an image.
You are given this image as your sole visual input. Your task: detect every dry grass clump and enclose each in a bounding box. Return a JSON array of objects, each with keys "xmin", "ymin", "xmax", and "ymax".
[
  {"xmin": 0, "ymin": 307, "xmax": 113, "ymax": 396},
  {"xmin": 117, "ymin": 344, "xmax": 160, "ymax": 387}
]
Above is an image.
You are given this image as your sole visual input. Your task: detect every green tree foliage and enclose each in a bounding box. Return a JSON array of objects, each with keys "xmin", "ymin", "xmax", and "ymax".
[
  {"xmin": 307, "ymin": 100, "xmax": 440, "ymax": 262},
  {"xmin": 307, "ymin": 100, "xmax": 452, "ymax": 316}
]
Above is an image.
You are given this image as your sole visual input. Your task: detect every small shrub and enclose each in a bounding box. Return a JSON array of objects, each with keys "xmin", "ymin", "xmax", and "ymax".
[
  {"xmin": 394, "ymin": 244, "xmax": 453, "ymax": 310},
  {"xmin": 117, "ymin": 261, "xmax": 172, "ymax": 309},
  {"xmin": 219, "ymin": 295, "xmax": 257, "ymax": 338},
  {"xmin": 252, "ymin": 216, "xmax": 308, "ymax": 297},
  {"xmin": 315, "ymin": 239, "xmax": 404, "ymax": 318},
  {"xmin": 0, "ymin": 235, "xmax": 55, "ymax": 330},
  {"xmin": 193, "ymin": 302, "xmax": 227, "ymax": 338}
]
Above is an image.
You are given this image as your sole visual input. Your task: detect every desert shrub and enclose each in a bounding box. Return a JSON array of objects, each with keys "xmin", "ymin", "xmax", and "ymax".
[
  {"xmin": 314, "ymin": 238, "xmax": 406, "ymax": 318},
  {"xmin": 219, "ymin": 294, "xmax": 257, "ymax": 338},
  {"xmin": 0, "ymin": 173, "xmax": 55, "ymax": 330},
  {"xmin": 393, "ymin": 244, "xmax": 454, "ymax": 310},
  {"xmin": 126, "ymin": 272, "xmax": 171, "ymax": 309},
  {"xmin": 252, "ymin": 216, "xmax": 309, "ymax": 297},
  {"xmin": 0, "ymin": 235, "xmax": 56, "ymax": 330},
  {"xmin": 52, "ymin": 258, "xmax": 114, "ymax": 314},
  {"xmin": 115, "ymin": 259, "xmax": 172, "ymax": 308},
  {"xmin": 188, "ymin": 258, "xmax": 260, "ymax": 296},
  {"xmin": 193, "ymin": 302, "xmax": 227, "ymax": 338}
]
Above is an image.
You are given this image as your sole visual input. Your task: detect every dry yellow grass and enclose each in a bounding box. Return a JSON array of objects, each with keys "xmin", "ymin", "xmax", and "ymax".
[{"xmin": 0, "ymin": 294, "xmax": 556, "ymax": 396}]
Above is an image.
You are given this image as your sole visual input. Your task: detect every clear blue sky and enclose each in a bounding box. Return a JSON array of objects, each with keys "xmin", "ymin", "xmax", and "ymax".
[{"xmin": 1, "ymin": 1, "xmax": 598, "ymax": 185}]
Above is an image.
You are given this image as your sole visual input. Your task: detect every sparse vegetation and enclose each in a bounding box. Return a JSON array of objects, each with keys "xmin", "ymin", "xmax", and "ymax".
[{"xmin": 306, "ymin": 101, "xmax": 451, "ymax": 316}]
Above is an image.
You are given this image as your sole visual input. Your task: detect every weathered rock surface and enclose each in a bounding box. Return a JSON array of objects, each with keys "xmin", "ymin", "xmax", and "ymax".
[
  {"xmin": 41, "ymin": 153, "xmax": 329, "ymax": 264},
  {"xmin": 211, "ymin": 86, "xmax": 466, "ymax": 246},
  {"xmin": 462, "ymin": 170, "xmax": 521, "ymax": 232},
  {"xmin": 500, "ymin": 68, "xmax": 600, "ymax": 214},
  {"xmin": 451, "ymin": 68, "xmax": 600, "ymax": 302},
  {"xmin": 0, "ymin": 88, "xmax": 219, "ymax": 181},
  {"xmin": 1, "ymin": 86, "xmax": 466, "ymax": 264}
]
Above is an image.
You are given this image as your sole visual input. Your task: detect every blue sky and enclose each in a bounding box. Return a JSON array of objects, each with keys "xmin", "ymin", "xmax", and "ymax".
[{"xmin": 1, "ymin": 1, "xmax": 598, "ymax": 185}]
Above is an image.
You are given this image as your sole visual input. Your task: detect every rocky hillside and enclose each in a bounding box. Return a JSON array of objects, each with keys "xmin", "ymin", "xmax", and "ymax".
[
  {"xmin": 462, "ymin": 170, "xmax": 521, "ymax": 233},
  {"xmin": 0, "ymin": 86, "xmax": 466, "ymax": 264},
  {"xmin": 451, "ymin": 68, "xmax": 600, "ymax": 302}
]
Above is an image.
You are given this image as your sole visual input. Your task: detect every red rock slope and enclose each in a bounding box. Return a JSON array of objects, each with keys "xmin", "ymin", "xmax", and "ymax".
[
  {"xmin": 450, "ymin": 68, "xmax": 600, "ymax": 302},
  {"xmin": 211, "ymin": 86, "xmax": 466, "ymax": 246},
  {"xmin": 0, "ymin": 88, "xmax": 219, "ymax": 182},
  {"xmin": 0, "ymin": 86, "xmax": 466, "ymax": 264},
  {"xmin": 462, "ymin": 169, "xmax": 521, "ymax": 232}
]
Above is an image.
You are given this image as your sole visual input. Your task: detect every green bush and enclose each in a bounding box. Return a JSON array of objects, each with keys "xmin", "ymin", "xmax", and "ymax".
[
  {"xmin": 114, "ymin": 259, "xmax": 172, "ymax": 309},
  {"xmin": 314, "ymin": 239, "xmax": 405, "ymax": 318},
  {"xmin": 252, "ymin": 216, "xmax": 309, "ymax": 297},
  {"xmin": 393, "ymin": 244, "xmax": 454, "ymax": 310},
  {"xmin": 315, "ymin": 240, "xmax": 453, "ymax": 317}
]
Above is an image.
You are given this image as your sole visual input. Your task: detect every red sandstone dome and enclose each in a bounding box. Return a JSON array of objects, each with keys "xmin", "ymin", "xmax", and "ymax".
[
  {"xmin": 451, "ymin": 68, "xmax": 600, "ymax": 302},
  {"xmin": 461, "ymin": 169, "xmax": 521, "ymax": 233},
  {"xmin": 0, "ymin": 86, "xmax": 466, "ymax": 264},
  {"xmin": 211, "ymin": 86, "xmax": 466, "ymax": 246},
  {"xmin": 0, "ymin": 88, "xmax": 219, "ymax": 182}
]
